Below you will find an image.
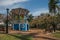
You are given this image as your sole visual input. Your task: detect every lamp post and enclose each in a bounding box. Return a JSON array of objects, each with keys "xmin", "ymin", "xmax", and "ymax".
[{"xmin": 6, "ymin": 8, "xmax": 9, "ymax": 34}]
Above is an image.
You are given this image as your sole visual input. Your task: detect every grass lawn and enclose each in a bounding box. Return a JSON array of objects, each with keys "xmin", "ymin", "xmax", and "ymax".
[
  {"xmin": 52, "ymin": 32, "xmax": 60, "ymax": 38},
  {"xmin": 0, "ymin": 34, "xmax": 32, "ymax": 40}
]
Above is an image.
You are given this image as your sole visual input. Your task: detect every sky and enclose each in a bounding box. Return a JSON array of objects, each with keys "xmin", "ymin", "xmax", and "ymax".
[{"xmin": 0, "ymin": 0, "xmax": 49, "ymax": 16}]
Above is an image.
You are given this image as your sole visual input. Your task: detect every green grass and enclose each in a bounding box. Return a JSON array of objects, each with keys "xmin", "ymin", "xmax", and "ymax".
[
  {"xmin": 52, "ymin": 32, "xmax": 60, "ymax": 38},
  {"xmin": 0, "ymin": 34, "xmax": 32, "ymax": 40}
]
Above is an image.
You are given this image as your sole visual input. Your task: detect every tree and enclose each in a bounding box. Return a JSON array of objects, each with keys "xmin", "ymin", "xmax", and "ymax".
[
  {"xmin": 48, "ymin": 0, "xmax": 60, "ymax": 32},
  {"xmin": 48, "ymin": 0, "xmax": 60, "ymax": 15},
  {"xmin": 56, "ymin": 5, "xmax": 60, "ymax": 14},
  {"xmin": 30, "ymin": 12, "xmax": 60, "ymax": 32},
  {"xmin": 27, "ymin": 14, "xmax": 33, "ymax": 22}
]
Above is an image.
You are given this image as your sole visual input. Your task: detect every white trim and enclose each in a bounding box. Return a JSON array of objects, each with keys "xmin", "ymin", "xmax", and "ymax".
[
  {"xmin": 25, "ymin": 24, "xmax": 27, "ymax": 31},
  {"xmin": 13, "ymin": 24, "xmax": 14, "ymax": 30},
  {"xmin": 19, "ymin": 24, "xmax": 20, "ymax": 30}
]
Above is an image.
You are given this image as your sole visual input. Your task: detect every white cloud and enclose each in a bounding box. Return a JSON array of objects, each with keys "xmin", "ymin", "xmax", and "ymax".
[
  {"xmin": 0, "ymin": 0, "xmax": 28, "ymax": 6},
  {"xmin": 31, "ymin": 8, "xmax": 49, "ymax": 16}
]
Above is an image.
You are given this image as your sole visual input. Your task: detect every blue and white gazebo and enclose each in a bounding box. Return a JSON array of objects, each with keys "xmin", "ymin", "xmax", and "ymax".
[{"xmin": 10, "ymin": 8, "xmax": 29, "ymax": 31}]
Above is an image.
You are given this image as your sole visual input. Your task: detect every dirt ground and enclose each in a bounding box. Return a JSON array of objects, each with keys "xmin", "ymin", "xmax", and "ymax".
[{"xmin": 9, "ymin": 29, "xmax": 59, "ymax": 40}]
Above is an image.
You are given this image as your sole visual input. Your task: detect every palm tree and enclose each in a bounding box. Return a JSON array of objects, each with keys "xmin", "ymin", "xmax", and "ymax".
[
  {"xmin": 56, "ymin": 5, "xmax": 60, "ymax": 13},
  {"xmin": 48, "ymin": 0, "xmax": 60, "ymax": 32},
  {"xmin": 27, "ymin": 14, "xmax": 33, "ymax": 22},
  {"xmin": 48, "ymin": 0, "xmax": 60, "ymax": 15}
]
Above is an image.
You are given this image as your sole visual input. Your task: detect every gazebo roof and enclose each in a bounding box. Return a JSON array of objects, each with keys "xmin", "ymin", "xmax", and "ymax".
[{"xmin": 10, "ymin": 8, "xmax": 29, "ymax": 15}]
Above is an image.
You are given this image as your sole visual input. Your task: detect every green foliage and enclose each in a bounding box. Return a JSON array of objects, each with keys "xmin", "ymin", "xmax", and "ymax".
[
  {"xmin": 27, "ymin": 14, "xmax": 33, "ymax": 22},
  {"xmin": 30, "ymin": 13, "xmax": 60, "ymax": 29},
  {"xmin": 48, "ymin": 0, "xmax": 60, "ymax": 14}
]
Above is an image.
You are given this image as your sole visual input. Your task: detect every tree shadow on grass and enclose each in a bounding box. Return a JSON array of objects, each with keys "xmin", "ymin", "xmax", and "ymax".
[
  {"xmin": 8, "ymin": 33, "xmax": 39, "ymax": 40},
  {"xmin": 8, "ymin": 34, "xmax": 33, "ymax": 40}
]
